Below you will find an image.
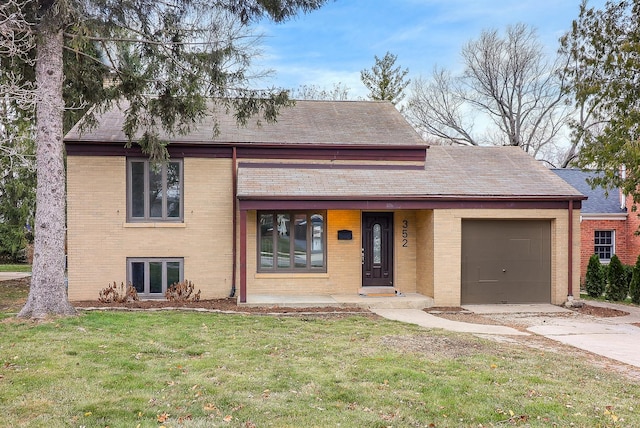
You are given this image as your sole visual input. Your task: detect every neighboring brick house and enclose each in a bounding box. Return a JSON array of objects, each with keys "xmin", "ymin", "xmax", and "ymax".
[
  {"xmin": 64, "ymin": 100, "xmax": 584, "ymax": 307},
  {"xmin": 552, "ymin": 169, "xmax": 640, "ymax": 284}
]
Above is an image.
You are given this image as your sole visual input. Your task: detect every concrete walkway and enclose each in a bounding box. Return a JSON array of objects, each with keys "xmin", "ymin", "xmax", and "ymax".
[
  {"xmin": 372, "ymin": 308, "xmax": 529, "ymax": 335},
  {"xmin": 0, "ymin": 272, "xmax": 31, "ymax": 281},
  {"xmin": 374, "ymin": 302, "xmax": 640, "ymax": 368}
]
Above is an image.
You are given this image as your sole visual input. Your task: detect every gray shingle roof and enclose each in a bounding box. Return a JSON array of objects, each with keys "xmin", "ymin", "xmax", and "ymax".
[
  {"xmin": 238, "ymin": 146, "xmax": 585, "ymax": 199},
  {"xmin": 552, "ymin": 169, "xmax": 625, "ymax": 214},
  {"xmin": 64, "ymin": 100, "xmax": 425, "ymax": 146}
]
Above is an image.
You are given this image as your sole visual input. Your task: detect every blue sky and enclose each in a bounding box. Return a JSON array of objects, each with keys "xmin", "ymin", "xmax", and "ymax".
[{"xmin": 254, "ymin": 0, "xmax": 606, "ymax": 98}]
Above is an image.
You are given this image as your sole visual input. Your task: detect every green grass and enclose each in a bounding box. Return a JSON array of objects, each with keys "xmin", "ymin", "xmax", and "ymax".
[
  {"xmin": 0, "ymin": 264, "xmax": 31, "ymax": 272},
  {"xmin": 1, "ymin": 309, "xmax": 639, "ymax": 427}
]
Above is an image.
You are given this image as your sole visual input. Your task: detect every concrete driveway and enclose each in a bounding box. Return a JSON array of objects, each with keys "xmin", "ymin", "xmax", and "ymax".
[
  {"xmin": 524, "ymin": 301, "xmax": 640, "ymax": 368},
  {"xmin": 374, "ymin": 301, "xmax": 640, "ymax": 368}
]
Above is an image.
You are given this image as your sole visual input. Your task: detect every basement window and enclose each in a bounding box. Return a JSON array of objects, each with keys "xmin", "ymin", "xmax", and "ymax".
[{"xmin": 128, "ymin": 258, "xmax": 184, "ymax": 297}]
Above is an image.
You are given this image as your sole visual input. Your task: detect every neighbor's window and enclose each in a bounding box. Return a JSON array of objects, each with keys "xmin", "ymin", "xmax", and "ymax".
[
  {"xmin": 128, "ymin": 159, "xmax": 182, "ymax": 221},
  {"xmin": 128, "ymin": 258, "xmax": 183, "ymax": 296},
  {"xmin": 258, "ymin": 211, "xmax": 326, "ymax": 272},
  {"xmin": 594, "ymin": 230, "xmax": 614, "ymax": 261}
]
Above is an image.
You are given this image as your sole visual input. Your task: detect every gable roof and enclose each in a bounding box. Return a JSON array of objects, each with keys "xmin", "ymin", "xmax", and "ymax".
[
  {"xmin": 238, "ymin": 146, "xmax": 585, "ymax": 201},
  {"xmin": 551, "ymin": 169, "xmax": 625, "ymax": 214},
  {"xmin": 64, "ymin": 100, "xmax": 425, "ymax": 146}
]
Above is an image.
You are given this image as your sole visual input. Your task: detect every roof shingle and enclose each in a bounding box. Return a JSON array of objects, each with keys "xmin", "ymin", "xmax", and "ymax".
[
  {"xmin": 65, "ymin": 100, "xmax": 425, "ymax": 146},
  {"xmin": 238, "ymin": 146, "xmax": 585, "ymax": 199}
]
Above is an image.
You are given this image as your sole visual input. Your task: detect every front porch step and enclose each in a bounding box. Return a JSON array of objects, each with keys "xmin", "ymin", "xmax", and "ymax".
[
  {"xmin": 242, "ymin": 293, "xmax": 434, "ymax": 310},
  {"xmin": 358, "ymin": 287, "xmax": 400, "ymax": 297}
]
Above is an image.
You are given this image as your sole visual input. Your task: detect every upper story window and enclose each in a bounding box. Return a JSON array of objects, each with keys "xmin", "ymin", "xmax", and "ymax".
[
  {"xmin": 594, "ymin": 230, "xmax": 614, "ymax": 261},
  {"xmin": 128, "ymin": 159, "xmax": 183, "ymax": 222},
  {"xmin": 258, "ymin": 211, "xmax": 326, "ymax": 272}
]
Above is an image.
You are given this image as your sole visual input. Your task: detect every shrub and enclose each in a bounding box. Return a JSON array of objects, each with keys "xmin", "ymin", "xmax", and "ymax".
[
  {"xmin": 630, "ymin": 255, "xmax": 640, "ymax": 304},
  {"xmin": 165, "ymin": 280, "xmax": 201, "ymax": 302},
  {"xmin": 605, "ymin": 255, "xmax": 628, "ymax": 301},
  {"xmin": 623, "ymin": 263, "xmax": 634, "ymax": 287},
  {"xmin": 99, "ymin": 281, "xmax": 139, "ymax": 303},
  {"xmin": 584, "ymin": 254, "xmax": 605, "ymax": 298}
]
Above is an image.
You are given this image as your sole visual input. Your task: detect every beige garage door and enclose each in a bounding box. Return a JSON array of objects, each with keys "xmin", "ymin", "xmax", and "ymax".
[{"xmin": 461, "ymin": 220, "xmax": 551, "ymax": 304}]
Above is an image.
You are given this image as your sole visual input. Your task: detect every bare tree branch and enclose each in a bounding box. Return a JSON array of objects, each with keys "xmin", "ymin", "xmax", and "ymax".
[{"xmin": 407, "ymin": 23, "xmax": 571, "ymax": 163}]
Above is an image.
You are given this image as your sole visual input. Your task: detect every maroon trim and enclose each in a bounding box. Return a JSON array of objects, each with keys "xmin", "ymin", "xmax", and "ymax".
[
  {"xmin": 238, "ymin": 162, "xmax": 425, "ymax": 171},
  {"xmin": 231, "ymin": 146, "xmax": 238, "ymax": 297},
  {"xmin": 239, "ymin": 209, "xmax": 247, "ymax": 303},
  {"xmin": 568, "ymin": 199, "xmax": 574, "ymax": 298},
  {"xmin": 235, "ymin": 146, "xmax": 426, "ymax": 162},
  {"xmin": 65, "ymin": 142, "xmax": 233, "ymax": 158},
  {"xmin": 238, "ymin": 198, "xmax": 583, "ymax": 211},
  {"xmin": 65, "ymin": 141, "xmax": 428, "ymax": 162}
]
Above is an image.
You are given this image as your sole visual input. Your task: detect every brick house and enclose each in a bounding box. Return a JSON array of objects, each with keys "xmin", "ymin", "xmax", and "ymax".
[
  {"xmin": 64, "ymin": 100, "xmax": 584, "ymax": 306},
  {"xmin": 552, "ymin": 169, "xmax": 640, "ymax": 284}
]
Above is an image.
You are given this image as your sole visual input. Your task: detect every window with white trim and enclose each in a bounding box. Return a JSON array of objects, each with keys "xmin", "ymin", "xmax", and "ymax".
[
  {"xmin": 128, "ymin": 159, "xmax": 183, "ymax": 221},
  {"xmin": 258, "ymin": 211, "xmax": 326, "ymax": 272},
  {"xmin": 128, "ymin": 258, "xmax": 184, "ymax": 297},
  {"xmin": 594, "ymin": 230, "xmax": 614, "ymax": 261}
]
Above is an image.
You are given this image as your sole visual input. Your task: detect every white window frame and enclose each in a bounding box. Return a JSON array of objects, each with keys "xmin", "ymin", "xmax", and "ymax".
[
  {"xmin": 127, "ymin": 158, "xmax": 183, "ymax": 222},
  {"xmin": 127, "ymin": 258, "xmax": 184, "ymax": 297},
  {"xmin": 594, "ymin": 230, "xmax": 615, "ymax": 262}
]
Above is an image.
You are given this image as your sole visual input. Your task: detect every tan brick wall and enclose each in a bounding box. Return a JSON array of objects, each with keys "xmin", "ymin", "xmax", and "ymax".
[
  {"xmin": 68, "ymin": 156, "xmax": 580, "ymax": 306},
  {"xmin": 246, "ymin": 210, "xmax": 362, "ymax": 294},
  {"xmin": 430, "ymin": 208, "xmax": 580, "ymax": 306},
  {"xmin": 66, "ymin": 156, "xmax": 234, "ymax": 300},
  {"xmin": 415, "ymin": 210, "xmax": 434, "ymax": 296},
  {"xmin": 394, "ymin": 211, "xmax": 417, "ymax": 293}
]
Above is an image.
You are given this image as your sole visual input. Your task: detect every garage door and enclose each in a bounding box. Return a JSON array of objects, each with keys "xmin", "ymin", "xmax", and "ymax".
[{"xmin": 461, "ymin": 220, "xmax": 551, "ymax": 304}]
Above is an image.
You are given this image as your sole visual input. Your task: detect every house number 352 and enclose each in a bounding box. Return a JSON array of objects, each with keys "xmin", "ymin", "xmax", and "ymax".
[{"xmin": 402, "ymin": 219, "xmax": 409, "ymax": 247}]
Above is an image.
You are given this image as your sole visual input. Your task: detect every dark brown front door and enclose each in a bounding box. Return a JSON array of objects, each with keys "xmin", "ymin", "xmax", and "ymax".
[{"xmin": 362, "ymin": 212, "xmax": 393, "ymax": 287}]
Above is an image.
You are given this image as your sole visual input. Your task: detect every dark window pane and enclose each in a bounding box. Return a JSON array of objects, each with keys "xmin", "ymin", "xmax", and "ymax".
[
  {"xmin": 294, "ymin": 214, "xmax": 307, "ymax": 268},
  {"xmin": 167, "ymin": 162, "xmax": 180, "ymax": 218},
  {"xmin": 149, "ymin": 262, "xmax": 163, "ymax": 293},
  {"xmin": 311, "ymin": 214, "xmax": 324, "ymax": 268},
  {"xmin": 277, "ymin": 214, "xmax": 290, "ymax": 268},
  {"xmin": 131, "ymin": 262, "xmax": 145, "ymax": 293},
  {"xmin": 131, "ymin": 162, "xmax": 145, "ymax": 218},
  {"xmin": 594, "ymin": 231, "xmax": 613, "ymax": 260},
  {"xmin": 373, "ymin": 223, "xmax": 382, "ymax": 264},
  {"xmin": 257, "ymin": 211, "xmax": 326, "ymax": 272},
  {"xmin": 260, "ymin": 214, "xmax": 274, "ymax": 268},
  {"xmin": 167, "ymin": 261, "xmax": 180, "ymax": 288},
  {"xmin": 149, "ymin": 166, "xmax": 163, "ymax": 218}
]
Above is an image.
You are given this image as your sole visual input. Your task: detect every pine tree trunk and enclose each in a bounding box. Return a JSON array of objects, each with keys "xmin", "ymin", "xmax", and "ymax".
[{"xmin": 18, "ymin": 29, "xmax": 76, "ymax": 318}]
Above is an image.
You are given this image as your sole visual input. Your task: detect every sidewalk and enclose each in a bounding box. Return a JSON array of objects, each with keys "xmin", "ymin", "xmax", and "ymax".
[{"xmin": 0, "ymin": 272, "xmax": 31, "ymax": 281}]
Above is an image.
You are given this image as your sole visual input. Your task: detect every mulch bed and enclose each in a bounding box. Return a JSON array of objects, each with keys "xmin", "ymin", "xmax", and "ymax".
[
  {"xmin": 571, "ymin": 304, "xmax": 629, "ymax": 318},
  {"xmin": 72, "ymin": 298, "xmax": 370, "ymax": 314},
  {"xmin": 3, "ymin": 277, "xmax": 636, "ymax": 318}
]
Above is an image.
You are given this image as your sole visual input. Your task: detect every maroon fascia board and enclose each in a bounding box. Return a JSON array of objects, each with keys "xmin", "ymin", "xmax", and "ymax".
[
  {"xmin": 65, "ymin": 141, "xmax": 428, "ymax": 162},
  {"xmin": 238, "ymin": 162, "xmax": 425, "ymax": 171},
  {"xmin": 238, "ymin": 198, "xmax": 584, "ymax": 211}
]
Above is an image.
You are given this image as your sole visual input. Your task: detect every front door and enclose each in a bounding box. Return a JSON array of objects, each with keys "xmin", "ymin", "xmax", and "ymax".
[{"xmin": 362, "ymin": 212, "xmax": 394, "ymax": 287}]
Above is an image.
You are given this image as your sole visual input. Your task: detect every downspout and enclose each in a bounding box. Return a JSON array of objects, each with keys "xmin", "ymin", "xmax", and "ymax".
[
  {"xmin": 230, "ymin": 146, "xmax": 237, "ymax": 297},
  {"xmin": 567, "ymin": 199, "xmax": 574, "ymax": 300}
]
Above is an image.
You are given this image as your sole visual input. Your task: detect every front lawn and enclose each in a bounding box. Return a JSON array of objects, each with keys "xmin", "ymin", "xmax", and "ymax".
[
  {"xmin": 0, "ymin": 264, "xmax": 31, "ymax": 272},
  {"xmin": 0, "ymin": 309, "xmax": 638, "ymax": 427}
]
